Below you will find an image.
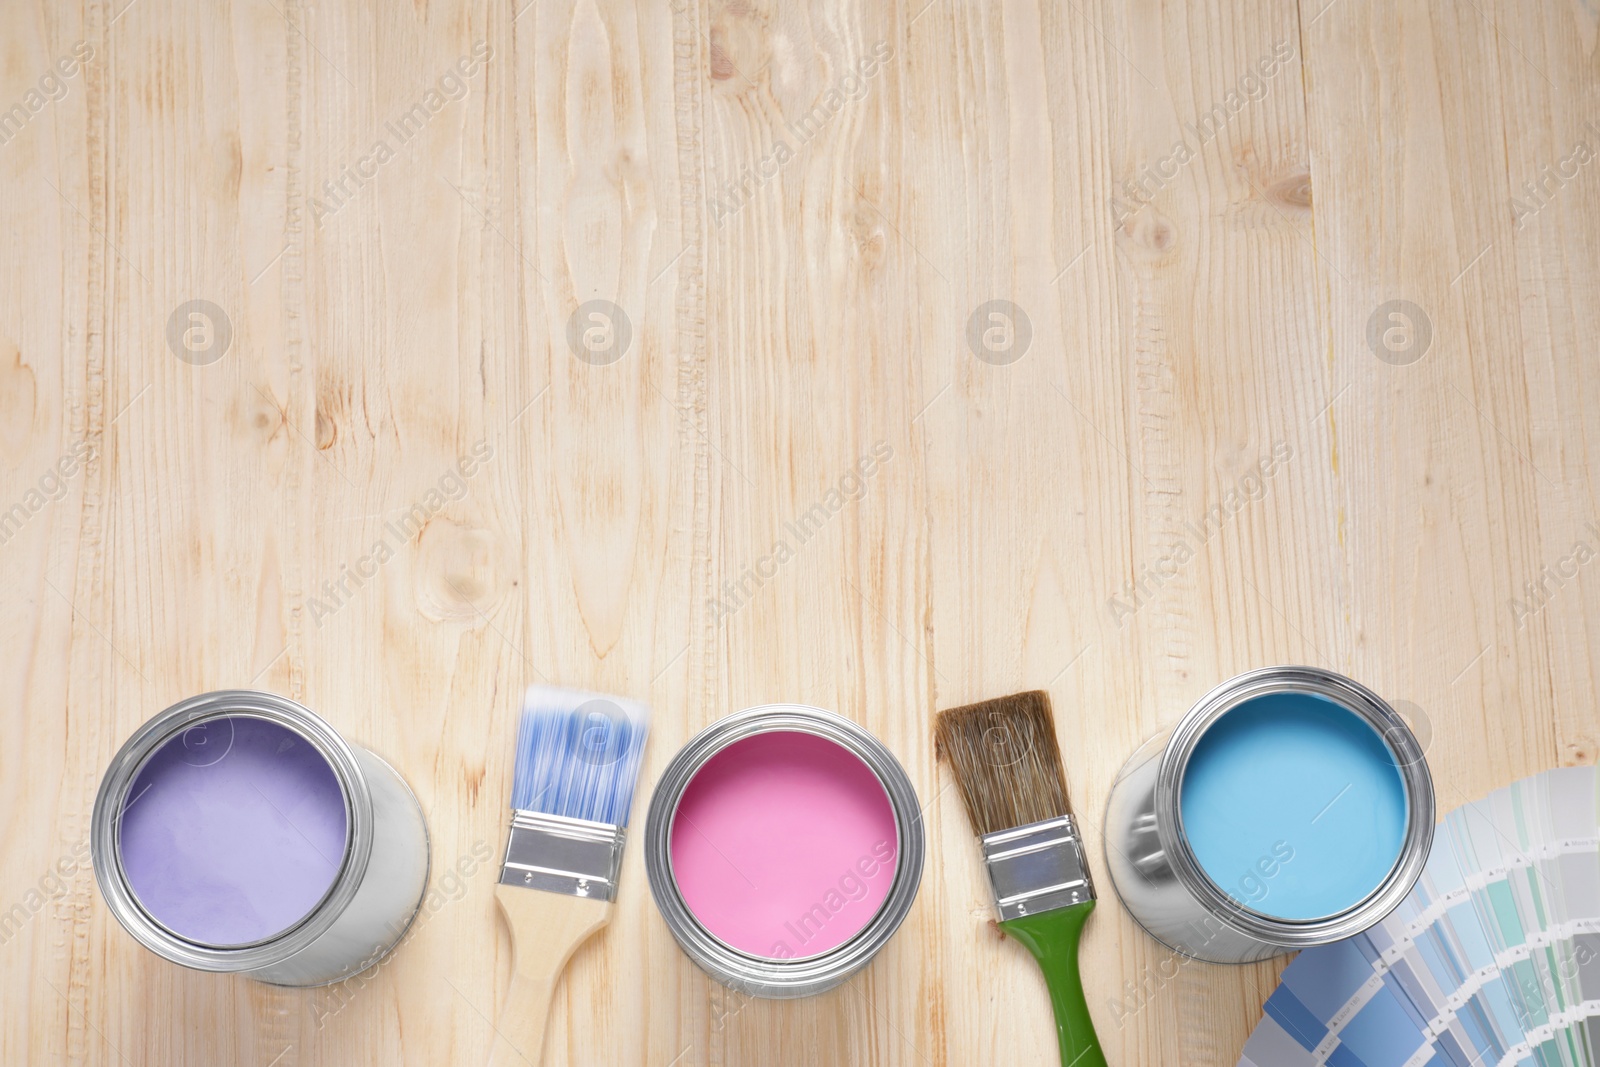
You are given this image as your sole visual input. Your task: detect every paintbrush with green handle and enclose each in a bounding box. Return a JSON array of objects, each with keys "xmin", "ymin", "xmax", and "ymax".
[{"xmin": 936, "ymin": 690, "xmax": 1108, "ymax": 1067}]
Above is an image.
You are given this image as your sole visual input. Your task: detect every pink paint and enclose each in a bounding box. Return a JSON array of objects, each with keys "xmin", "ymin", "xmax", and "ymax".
[
  {"xmin": 669, "ymin": 731, "xmax": 899, "ymax": 959},
  {"xmin": 118, "ymin": 716, "xmax": 348, "ymax": 946}
]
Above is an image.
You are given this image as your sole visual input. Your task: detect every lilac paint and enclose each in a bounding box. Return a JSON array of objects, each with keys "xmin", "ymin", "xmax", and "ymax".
[{"xmin": 118, "ymin": 715, "xmax": 349, "ymax": 946}]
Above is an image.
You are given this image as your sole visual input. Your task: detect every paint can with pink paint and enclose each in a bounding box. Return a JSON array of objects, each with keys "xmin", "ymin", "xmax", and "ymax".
[
  {"xmin": 643, "ymin": 704, "xmax": 925, "ymax": 998},
  {"xmin": 91, "ymin": 690, "xmax": 430, "ymax": 986}
]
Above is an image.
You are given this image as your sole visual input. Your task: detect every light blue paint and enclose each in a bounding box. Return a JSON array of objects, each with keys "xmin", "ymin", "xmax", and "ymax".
[{"xmin": 1179, "ymin": 691, "xmax": 1408, "ymax": 921}]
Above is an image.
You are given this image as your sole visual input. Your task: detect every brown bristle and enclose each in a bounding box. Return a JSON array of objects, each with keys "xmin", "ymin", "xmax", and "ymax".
[{"xmin": 934, "ymin": 690, "xmax": 1073, "ymax": 837}]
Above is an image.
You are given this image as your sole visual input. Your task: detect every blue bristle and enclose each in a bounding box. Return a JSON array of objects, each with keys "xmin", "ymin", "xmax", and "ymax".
[{"xmin": 509, "ymin": 686, "xmax": 652, "ymax": 826}]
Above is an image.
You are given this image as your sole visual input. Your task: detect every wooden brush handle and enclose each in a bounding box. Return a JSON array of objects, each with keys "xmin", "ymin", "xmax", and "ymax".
[{"xmin": 489, "ymin": 885, "xmax": 613, "ymax": 1067}]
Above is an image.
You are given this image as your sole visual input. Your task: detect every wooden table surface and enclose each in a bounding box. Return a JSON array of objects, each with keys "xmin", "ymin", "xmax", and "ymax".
[{"xmin": 3, "ymin": 0, "xmax": 1597, "ymax": 1063}]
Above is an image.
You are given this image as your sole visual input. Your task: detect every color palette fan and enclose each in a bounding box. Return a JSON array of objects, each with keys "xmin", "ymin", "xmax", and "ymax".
[{"xmin": 1238, "ymin": 765, "xmax": 1600, "ymax": 1067}]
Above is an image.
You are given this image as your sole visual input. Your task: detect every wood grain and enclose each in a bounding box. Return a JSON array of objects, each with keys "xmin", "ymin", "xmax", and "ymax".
[{"xmin": 0, "ymin": 0, "xmax": 1595, "ymax": 1063}]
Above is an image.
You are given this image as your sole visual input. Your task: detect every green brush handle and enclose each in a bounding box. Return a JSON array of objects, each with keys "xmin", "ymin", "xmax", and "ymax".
[{"xmin": 1000, "ymin": 900, "xmax": 1108, "ymax": 1067}]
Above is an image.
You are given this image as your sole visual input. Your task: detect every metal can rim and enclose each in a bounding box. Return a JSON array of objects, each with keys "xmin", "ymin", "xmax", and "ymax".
[
  {"xmin": 643, "ymin": 704, "xmax": 925, "ymax": 998},
  {"xmin": 1153, "ymin": 665, "xmax": 1435, "ymax": 948},
  {"xmin": 91, "ymin": 690, "xmax": 376, "ymax": 971}
]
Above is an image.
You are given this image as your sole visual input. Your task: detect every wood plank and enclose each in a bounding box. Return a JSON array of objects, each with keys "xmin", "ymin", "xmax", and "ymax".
[{"xmin": 0, "ymin": 0, "xmax": 1595, "ymax": 1063}]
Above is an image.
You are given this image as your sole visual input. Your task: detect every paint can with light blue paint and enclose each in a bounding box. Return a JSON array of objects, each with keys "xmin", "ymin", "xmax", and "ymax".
[{"xmin": 1103, "ymin": 666, "xmax": 1434, "ymax": 963}]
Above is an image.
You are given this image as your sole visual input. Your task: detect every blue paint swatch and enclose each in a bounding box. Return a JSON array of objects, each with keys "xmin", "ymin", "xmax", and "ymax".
[
  {"xmin": 1238, "ymin": 766, "xmax": 1600, "ymax": 1067},
  {"xmin": 1179, "ymin": 691, "xmax": 1408, "ymax": 920}
]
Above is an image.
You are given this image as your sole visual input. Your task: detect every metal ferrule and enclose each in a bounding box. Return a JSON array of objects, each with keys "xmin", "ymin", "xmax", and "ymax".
[
  {"xmin": 499, "ymin": 810, "xmax": 625, "ymax": 901},
  {"xmin": 981, "ymin": 814, "xmax": 1095, "ymax": 922}
]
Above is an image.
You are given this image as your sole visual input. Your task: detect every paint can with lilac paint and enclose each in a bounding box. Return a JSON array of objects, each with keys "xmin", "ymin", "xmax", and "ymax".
[
  {"xmin": 91, "ymin": 690, "xmax": 430, "ymax": 986},
  {"xmin": 643, "ymin": 705, "xmax": 925, "ymax": 998}
]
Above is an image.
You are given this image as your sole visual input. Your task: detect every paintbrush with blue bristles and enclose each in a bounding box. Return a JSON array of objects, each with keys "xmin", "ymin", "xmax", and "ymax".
[{"xmin": 489, "ymin": 685, "xmax": 651, "ymax": 1067}]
